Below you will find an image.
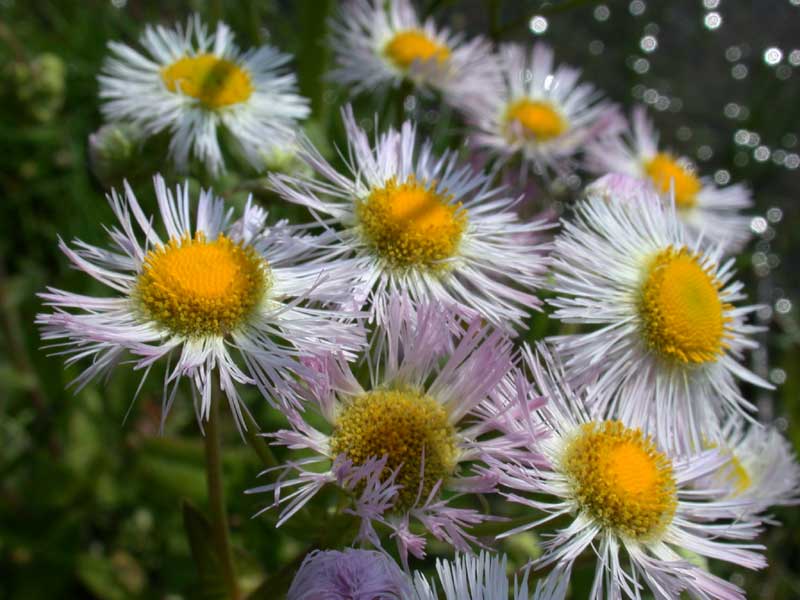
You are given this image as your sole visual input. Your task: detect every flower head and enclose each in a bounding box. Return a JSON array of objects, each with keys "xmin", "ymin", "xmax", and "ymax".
[
  {"xmin": 700, "ymin": 419, "xmax": 800, "ymax": 518},
  {"xmin": 547, "ymin": 181, "xmax": 771, "ymax": 451},
  {"xmin": 37, "ymin": 175, "xmax": 363, "ymax": 431},
  {"xmin": 288, "ymin": 548, "xmax": 411, "ymax": 600},
  {"xmin": 269, "ymin": 106, "xmax": 550, "ymax": 332},
  {"xmin": 586, "ymin": 107, "xmax": 753, "ymax": 252},
  {"xmin": 493, "ymin": 344, "xmax": 766, "ymax": 600},
  {"xmin": 248, "ymin": 293, "xmax": 529, "ymax": 564},
  {"xmin": 459, "ymin": 43, "xmax": 622, "ymax": 178},
  {"xmin": 328, "ymin": 0, "xmax": 498, "ymax": 107},
  {"xmin": 99, "ymin": 15, "xmax": 309, "ymax": 175}
]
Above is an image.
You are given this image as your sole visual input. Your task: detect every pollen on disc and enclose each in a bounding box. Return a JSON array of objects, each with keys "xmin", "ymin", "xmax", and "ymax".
[
  {"xmin": 329, "ymin": 388, "xmax": 459, "ymax": 510},
  {"xmin": 356, "ymin": 175, "xmax": 467, "ymax": 270},
  {"xmin": 562, "ymin": 420, "xmax": 678, "ymax": 541},
  {"xmin": 161, "ymin": 53, "xmax": 254, "ymax": 109},
  {"xmin": 136, "ymin": 232, "xmax": 270, "ymax": 337}
]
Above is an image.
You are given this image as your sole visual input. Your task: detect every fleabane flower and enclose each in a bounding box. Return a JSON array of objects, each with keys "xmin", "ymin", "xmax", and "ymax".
[
  {"xmin": 288, "ymin": 548, "xmax": 412, "ymax": 600},
  {"xmin": 586, "ymin": 106, "xmax": 753, "ymax": 252},
  {"xmin": 269, "ymin": 106, "xmax": 550, "ymax": 331},
  {"xmin": 460, "ymin": 43, "xmax": 622, "ymax": 177},
  {"xmin": 700, "ymin": 419, "xmax": 800, "ymax": 518},
  {"xmin": 99, "ymin": 15, "xmax": 309, "ymax": 176},
  {"xmin": 328, "ymin": 0, "xmax": 499, "ymax": 108},
  {"xmin": 547, "ymin": 181, "xmax": 771, "ymax": 451},
  {"xmin": 493, "ymin": 345, "xmax": 766, "ymax": 600},
  {"xmin": 247, "ymin": 294, "xmax": 528, "ymax": 565},
  {"xmin": 411, "ymin": 552, "xmax": 529, "ymax": 600},
  {"xmin": 37, "ymin": 175, "xmax": 363, "ymax": 431}
]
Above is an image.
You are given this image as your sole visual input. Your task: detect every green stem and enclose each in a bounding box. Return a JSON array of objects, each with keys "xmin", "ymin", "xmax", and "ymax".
[
  {"xmin": 204, "ymin": 381, "xmax": 241, "ymax": 600},
  {"xmin": 395, "ymin": 79, "xmax": 413, "ymax": 128},
  {"xmin": 243, "ymin": 410, "xmax": 279, "ymax": 470}
]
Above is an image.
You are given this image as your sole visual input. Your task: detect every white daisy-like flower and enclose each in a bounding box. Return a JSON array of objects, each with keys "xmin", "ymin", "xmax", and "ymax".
[
  {"xmin": 547, "ymin": 181, "xmax": 772, "ymax": 451},
  {"xmin": 460, "ymin": 43, "xmax": 622, "ymax": 177},
  {"xmin": 99, "ymin": 15, "xmax": 309, "ymax": 176},
  {"xmin": 586, "ymin": 106, "xmax": 753, "ymax": 252},
  {"xmin": 269, "ymin": 106, "xmax": 550, "ymax": 331},
  {"xmin": 247, "ymin": 294, "xmax": 529, "ymax": 566},
  {"xmin": 700, "ymin": 419, "xmax": 800, "ymax": 518},
  {"xmin": 37, "ymin": 175, "xmax": 363, "ymax": 431},
  {"xmin": 494, "ymin": 344, "xmax": 766, "ymax": 600},
  {"xmin": 411, "ymin": 552, "xmax": 529, "ymax": 600},
  {"xmin": 328, "ymin": 0, "xmax": 499, "ymax": 108}
]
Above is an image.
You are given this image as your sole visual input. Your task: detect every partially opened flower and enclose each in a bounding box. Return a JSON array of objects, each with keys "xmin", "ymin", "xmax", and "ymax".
[
  {"xmin": 460, "ymin": 43, "xmax": 621, "ymax": 178},
  {"xmin": 248, "ymin": 294, "xmax": 528, "ymax": 564},
  {"xmin": 328, "ymin": 0, "xmax": 498, "ymax": 107},
  {"xmin": 701, "ymin": 419, "xmax": 800, "ymax": 518},
  {"xmin": 411, "ymin": 552, "xmax": 529, "ymax": 600},
  {"xmin": 494, "ymin": 345, "xmax": 766, "ymax": 600},
  {"xmin": 288, "ymin": 548, "xmax": 412, "ymax": 600},
  {"xmin": 269, "ymin": 106, "xmax": 550, "ymax": 331},
  {"xmin": 37, "ymin": 175, "xmax": 363, "ymax": 431},
  {"xmin": 547, "ymin": 183, "xmax": 771, "ymax": 451},
  {"xmin": 99, "ymin": 15, "xmax": 309, "ymax": 176},
  {"xmin": 586, "ymin": 106, "xmax": 752, "ymax": 252}
]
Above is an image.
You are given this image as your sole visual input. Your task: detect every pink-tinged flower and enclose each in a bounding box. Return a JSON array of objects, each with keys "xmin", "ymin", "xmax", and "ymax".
[
  {"xmin": 547, "ymin": 182, "xmax": 771, "ymax": 452},
  {"xmin": 459, "ymin": 43, "xmax": 623, "ymax": 179},
  {"xmin": 493, "ymin": 344, "xmax": 766, "ymax": 600},
  {"xmin": 328, "ymin": 0, "xmax": 499, "ymax": 108},
  {"xmin": 37, "ymin": 175, "xmax": 364, "ymax": 431},
  {"xmin": 247, "ymin": 293, "xmax": 529, "ymax": 565},
  {"xmin": 586, "ymin": 106, "xmax": 753, "ymax": 253},
  {"xmin": 288, "ymin": 548, "xmax": 412, "ymax": 600},
  {"xmin": 269, "ymin": 106, "xmax": 551, "ymax": 333}
]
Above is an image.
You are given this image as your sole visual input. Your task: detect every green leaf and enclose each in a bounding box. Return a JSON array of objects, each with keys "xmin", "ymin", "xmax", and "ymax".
[
  {"xmin": 76, "ymin": 551, "xmax": 145, "ymax": 600},
  {"xmin": 182, "ymin": 500, "xmax": 229, "ymax": 600}
]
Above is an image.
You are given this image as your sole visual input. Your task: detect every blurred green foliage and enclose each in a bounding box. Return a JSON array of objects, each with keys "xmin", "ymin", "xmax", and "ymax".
[{"xmin": 1, "ymin": 1, "xmax": 799, "ymax": 598}]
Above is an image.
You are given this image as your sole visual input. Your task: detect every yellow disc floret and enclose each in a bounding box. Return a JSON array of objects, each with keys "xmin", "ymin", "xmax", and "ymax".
[
  {"xmin": 644, "ymin": 153, "xmax": 702, "ymax": 210},
  {"xmin": 562, "ymin": 420, "xmax": 678, "ymax": 541},
  {"xmin": 161, "ymin": 53, "xmax": 253, "ymax": 109},
  {"xmin": 384, "ymin": 30, "xmax": 451, "ymax": 70},
  {"xmin": 639, "ymin": 246, "xmax": 730, "ymax": 364},
  {"xmin": 330, "ymin": 389, "xmax": 459, "ymax": 510},
  {"xmin": 505, "ymin": 99, "xmax": 568, "ymax": 142},
  {"xmin": 136, "ymin": 232, "xmax": 269, "ymax": 337},
  {"xmin": 356, "ymin": 175, "xmax": 467, "ymax": 270}
]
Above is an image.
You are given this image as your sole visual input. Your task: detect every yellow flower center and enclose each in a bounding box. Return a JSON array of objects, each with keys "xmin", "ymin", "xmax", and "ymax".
[
  {"xmin": 638, "ymin": 247, "xmax": 730, "ymax": 364},
  {"xmin": 136, "ymin": 233, "xmax": 269, "ymax": 337},
  {"xmin": 384, "ymin": 30, "xmax": 451, "ymax": 70},
  {"xmin": 161, "ymin": 53, "xmax": 254, "ymax": 109},
  {"xmin": 505, "ymin": 99, "xmax": 568, "ymax": 142},
  {"xmin": 330, "ymin": 389, "xmax": 459, "ymax": 510},
  {"xmin": 356, "ymin": 175, "xmax": 467, "ymax": 270},
  {"xmin": 644, "ymin": 153, "xmax": 702, "ymax": 210},
  {"xmin": 562, "ymin": 420, "xmax": 677, "ymax": 541}
]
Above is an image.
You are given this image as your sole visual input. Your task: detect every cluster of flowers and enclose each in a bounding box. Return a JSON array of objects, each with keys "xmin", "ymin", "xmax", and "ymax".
[{"xmin": 38, "ymin": 1, "xmax": 798, "ymax": 599}]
